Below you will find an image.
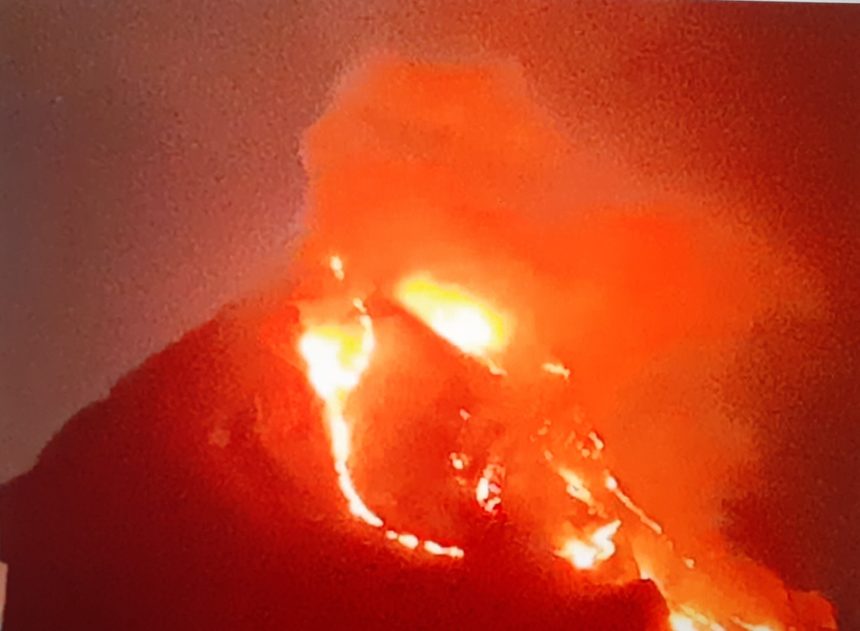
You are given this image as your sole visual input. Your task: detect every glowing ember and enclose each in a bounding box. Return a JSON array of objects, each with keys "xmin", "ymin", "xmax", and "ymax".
[
  {"xmin": 423, "ymin": 540, "xmax": 465, "ymax": 559},
  {"xmin": 449, "ymin": 452, "xmax": 467, "ymax": 471},
  {"xmin": 542, "ymin": 361, "xmax": 571, "ymax": 380},
  {"xmin": 397, "ymin": 533, "xmax": 420, "ymax": 550},
  {"xmin": 558, "ymin": 467, "xmax": 596, "ymax": 507},
  {"xmin": 556, "ymin": 520, "xmax": 621, "ymax": 570},
  {"xmin": 395, "ymin": 273, "xmax": 511, "ymax": 358},
  {"xmin": 588, "ymin": 430, "xmax": 605, "ymax": 452},
  {"xmin": 604, "ymin": 473, "xmax": 664, "ymax": 535},
  {"xmin": 329, "ymin": 255, "xmax": 345, "ymax": 281},
  {"xmin": 476, "ymin": 462, "xmax": 504, "ymax": 514},
  {"xmin": 298, "ymin": 317, "xmax": 382, "ymax": 528}
]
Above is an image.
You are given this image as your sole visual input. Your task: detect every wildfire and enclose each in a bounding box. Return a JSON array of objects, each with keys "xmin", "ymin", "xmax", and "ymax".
[{"xmin": 291, "ymin": 256, "xmax": 835, "ymax": 629}]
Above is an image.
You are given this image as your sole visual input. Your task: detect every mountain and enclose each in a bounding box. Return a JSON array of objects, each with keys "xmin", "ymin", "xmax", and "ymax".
[{"xmin": 0, "ymin": 295, "xmax": 667, "ymax": 630}]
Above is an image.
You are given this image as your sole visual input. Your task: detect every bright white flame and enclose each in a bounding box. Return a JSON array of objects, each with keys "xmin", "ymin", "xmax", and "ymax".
[
  {"xmin": 395, "ymin": 274, "xmax": 511, "ymax": 358},
  {"xmin": 556, "ymin": 520, "xmax": 621, "ymax": 570}
]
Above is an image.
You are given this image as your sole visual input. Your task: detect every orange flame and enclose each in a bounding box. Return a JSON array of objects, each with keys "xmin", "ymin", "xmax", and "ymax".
[
  {"xmin": 297, "ymin": 314, "xmax": 382, "ymax": 528},
  {"xmin": 296, "ymin": 257, "xmax": 465, "ymax": 560}
]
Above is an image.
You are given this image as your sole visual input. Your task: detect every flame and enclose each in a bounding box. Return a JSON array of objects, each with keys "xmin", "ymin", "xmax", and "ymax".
[
  {"xmin": 290, "ymin": 257, "xmax": 834, "ymax": 628},
  {"xmin": 556, "ymin": 520, "xmax": 622, "ymax": 570},
  {"xmin": 669, "ymin": 609, "xmax": 727, "ymax": 631},
  {"xmin": 296, "ymin": 257, "xmax": 465, "ymax": 560},
  {"xmin": 298, "ymin": 316, "xmax": 382, "ymax": 528},
  {"xmin": 395, "ymin": 273, "xmax": 511, "ymax": 359},
  {"xmin": 475, "ymin": 462, "xmax": 504, "ymax": 514}
]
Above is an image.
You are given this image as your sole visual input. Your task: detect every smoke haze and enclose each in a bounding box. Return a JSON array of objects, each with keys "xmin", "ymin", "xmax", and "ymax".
[{"xmin": 2, "ymin": 0, "xmax": 857, "ymax": 624}]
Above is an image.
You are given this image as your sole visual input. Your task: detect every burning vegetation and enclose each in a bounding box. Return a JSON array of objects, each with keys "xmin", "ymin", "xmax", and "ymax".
[{"xmin": 286, "ymin": 56, "xmax": 837, "ymax": 630}]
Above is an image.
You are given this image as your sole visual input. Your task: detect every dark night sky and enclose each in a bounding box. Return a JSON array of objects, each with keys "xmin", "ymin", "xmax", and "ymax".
[{"xmin": 1, "ymin": 0, "xmax": 858, "ymax": 624}]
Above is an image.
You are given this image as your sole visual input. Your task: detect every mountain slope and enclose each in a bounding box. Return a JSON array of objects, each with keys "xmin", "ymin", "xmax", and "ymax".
[{"xmin": 0, "ymin": 299, "xmax": 666, "ymax": 630}]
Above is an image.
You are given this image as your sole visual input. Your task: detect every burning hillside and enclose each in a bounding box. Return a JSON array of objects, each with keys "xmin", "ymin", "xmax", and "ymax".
[
  {"xmin": 284, "ymin": 253, "xmax": 835, "ymax": 631},
  {"xmin": 0, "ymin": 57, "xmax": 839, "ymax": 630}
]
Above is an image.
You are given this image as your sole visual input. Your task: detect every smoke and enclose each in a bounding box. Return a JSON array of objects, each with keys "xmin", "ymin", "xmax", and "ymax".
[
  {"xmin": 299, "ymin": 55, "xmax": 830, "ymax": 582},
  {"xmin": 4, "ymin": 0, "xmax": 853, "ymax": 622}
]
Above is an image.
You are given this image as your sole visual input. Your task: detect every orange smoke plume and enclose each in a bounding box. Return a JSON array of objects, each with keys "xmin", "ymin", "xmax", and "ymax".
[{"xmin": 291, "ymin": 55, "xmax": 835, "ymax": 629}]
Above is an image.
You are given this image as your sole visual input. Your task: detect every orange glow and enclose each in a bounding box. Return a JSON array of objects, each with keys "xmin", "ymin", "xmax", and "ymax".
[{"xmin": 395, "ymin": 274, "xmax": 511, "ymax": 359}]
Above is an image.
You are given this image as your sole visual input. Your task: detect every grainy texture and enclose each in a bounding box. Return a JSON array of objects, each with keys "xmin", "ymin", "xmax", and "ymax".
[{"xmin": 1, "ymin": 0, "xmax": 857, "ymax": 626}]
